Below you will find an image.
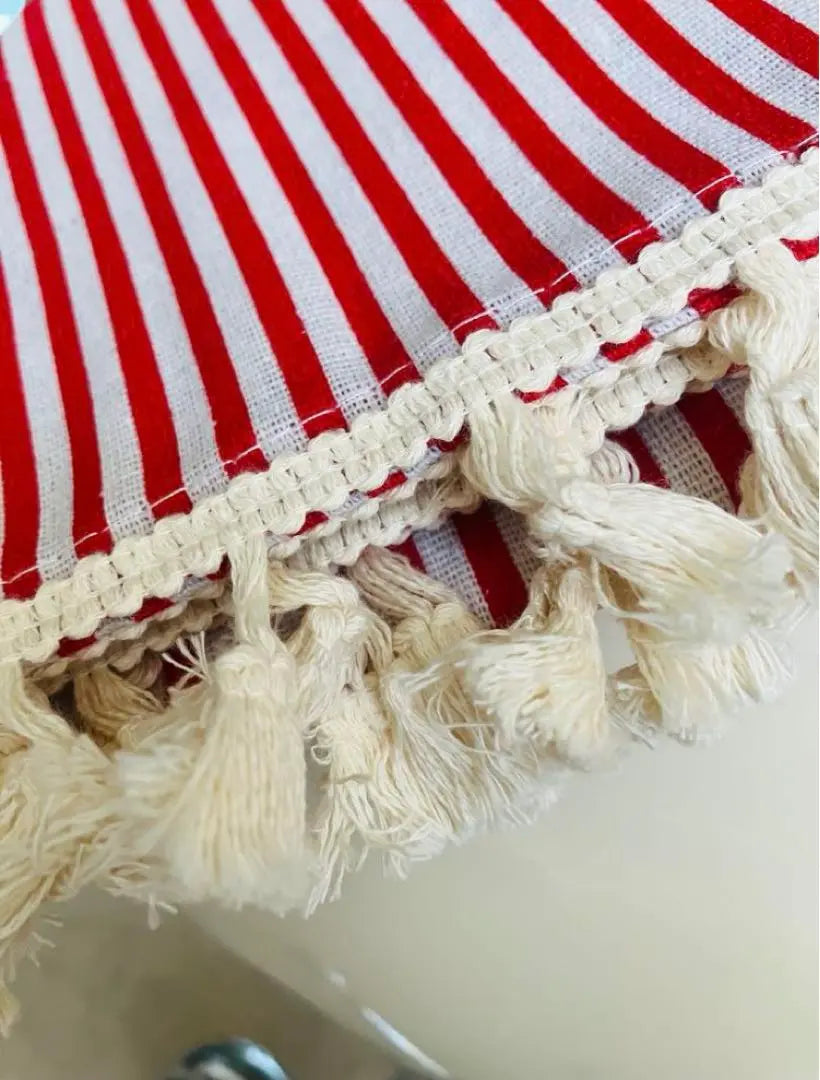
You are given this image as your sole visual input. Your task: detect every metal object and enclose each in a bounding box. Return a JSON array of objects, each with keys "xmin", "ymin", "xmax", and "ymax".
[{"xmin": 166, "ymin": 1039, "xmax": 290, "ymax": 1080}]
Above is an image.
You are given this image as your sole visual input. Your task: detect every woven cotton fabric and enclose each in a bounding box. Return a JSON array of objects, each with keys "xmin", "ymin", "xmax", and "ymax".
[{"xmin": 0, "ymin": 0, "xmax": 816, "ymax": 625}]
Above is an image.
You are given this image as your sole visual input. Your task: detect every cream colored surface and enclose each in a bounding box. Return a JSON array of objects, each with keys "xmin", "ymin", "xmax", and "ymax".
[
  {"xmin": 4, "ymin": 623, "xmax": 816, "ymax": 1078},
  {"xmin": 1, "ymin": 888, "xmax": 395, "ymax": 1080},
  {"xmin": 196, "ymin": 617, "xmax": 818, "ymax": 1080}
]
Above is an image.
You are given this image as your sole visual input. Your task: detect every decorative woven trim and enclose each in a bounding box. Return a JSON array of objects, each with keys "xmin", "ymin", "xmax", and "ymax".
[
  {"xmin": 2, "ymin": 149, "xmax": 816, "ymax": 664},
  {"xmin": 27, "ymin": 336, "xmax": 730, "ymax": 688}
]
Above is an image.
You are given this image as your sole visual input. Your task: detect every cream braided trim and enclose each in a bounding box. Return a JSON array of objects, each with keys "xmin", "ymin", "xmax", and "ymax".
[
  {"xmin": 3, "ymin": 150, "xmax": 816, "ymax": 664},
  {"xmin": 29, "ymin": 463, "xmax": 478, "ymax": 687},
  {"xmin": 26, "ymin": 334, "xmax": 739, "ymax": 688}
]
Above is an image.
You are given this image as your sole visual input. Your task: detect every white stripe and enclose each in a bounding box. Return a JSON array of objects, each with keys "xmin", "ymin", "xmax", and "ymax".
[
  {"xmin": 548, "ymin": 0, "xmax": 776, "ymax": 186},
  {"xmin": 447, "ymin": 0, "xmax": 693, "ymax": 241},
  {"xmin": 152, "ymin": 0, "xmax": 383, "ymax": 428},
  {"xmin": 413, "ymin": 519, "xmax": 489, "ymax": 622},
  {"xmin": 0, "ymin": 149, "xmax": 74, "ymax": 584},
  {"xmin": 282, "ymin": 0, "xmax": 531, "ymax": 323},
  {"xmin": 359, "ymin": 0, "xmax": 603, "ymax": 287},
  {"xmin": 716, "ymin": 376, "xmax": 748, "ymax": 424},
  {"xmin": 650, "ymin": 0, "xmax": 818, "ymax": 119},
  {"xmin": 4, "ymin": 16, "xmax": 153, "ymax": 547},
  {"xmin": 637, "ymin": 402, "xmax": 733, "ymax": 511},
  {"xmin": 215, "ymin": 0, "xmax": 455, "ymax": 377},
  {"xmin": 90, "ymin": 0, "xmax": 301, "ymax": 461},
  {"xmin": 44, "ymin": 0, "xmax": 226, "ymax": 506}
]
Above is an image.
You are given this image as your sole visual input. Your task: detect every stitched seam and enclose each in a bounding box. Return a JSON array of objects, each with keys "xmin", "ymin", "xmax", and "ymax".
[{"xmin": 3, "ymin": 149, "xmax": 816, "ymax": 663}]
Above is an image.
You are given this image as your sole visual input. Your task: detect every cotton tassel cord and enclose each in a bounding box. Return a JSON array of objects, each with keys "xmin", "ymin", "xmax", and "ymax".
[
  {"xmin": 451, "ymin": 442, "xmax": 634, "ymax": 766},
  {"xmin": 73, "ymin": 663, "xmax": 163, "ymax": 747},
  {"xmin": 460, "ymin": 409, "xmax": 793, "ymax": 742},
  {"xmin": 708, "ymin": 240, "xmax": 819, "ymax": 588},
  {"xmin": 614, "ymin": 242, "xmax": 818, "ymax": 736},
  {"xmin": 351, "ymin": 551, "xmax": 563, "ymax": 853},
  {"xmin": 353, "ymin": 549, "xmax": 491, "ymax": 855},
  {"xmin": 116, "ymin": 534, "xmax": 309, "ymax": 909},
  {"xmin": 455, "ymin": 561, "xmax": 614, "ymax": 766},
  {"xmin": 457, "ymin": 242, "xmax": 815, "ymax": 739},
  {"xmin": 0, "ymin": 663, "xmax": 133, "ymax": 1034},
  {"xmin": 296, "ymin": 555, "xmax": 486, "ymax": 900},
  {"xmin": 604, "ymin": 573, "xmax": 796, "ymax": 740},
  {"xmin": 611, "ymin": 242, "xmax": 818, "ymax": 736},
  {"xmin": 263, "ymin": 567, "xmax": 396, "ymax": 908}
]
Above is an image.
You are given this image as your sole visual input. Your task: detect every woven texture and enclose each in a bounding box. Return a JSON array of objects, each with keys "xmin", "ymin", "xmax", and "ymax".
[
  {"xmin": 405, "ymin": 375, "xmax": 751, "ymax": 626},
  {"xmin": 0, "ymin": 0, "xmax": 816, "ymax": 641}
]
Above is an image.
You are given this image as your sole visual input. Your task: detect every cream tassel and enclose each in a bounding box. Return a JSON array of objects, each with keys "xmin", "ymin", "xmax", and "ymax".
[
  {"xmin": 456, "ymin": 561, "xmax": 614, "ymax": 766},
  {"xmin": 606, "ymin": 563, "xmax": 796, "ymax": 739},
  {"xmin": 351, "ymin": 548, "xmax": 489, "ymax": 859},
  {"xmin": 621, "ymin": 619, "xmax": 794, "ymax": 739},
  {"xmin": 117, "ymin": 535, "xmax": 309, "ymax": 909},
  {"xmin": 307, "ymin": 678, "xmax": 390, "ymax": 909},
  {"xmin": 265, "ymin": 567, "xmax": 395, "ymax": 906},
  {"xmin": 351, "ymin": 551, "xmax": 562, "ymax": 852},
  {"xmin": 73, "ymin": 664, "xmax": 163, "ymax": 746},
  {"xmin": 708, "ymin": 241, "xmax": 818, "ymax": 587},
  {"xmin": 456, "ymin": 443, "xmax": 634, "ymax": 760},
  {"xmin": 284, "ymin": 558, "xmax": 474, "ymax": 898},
  {"xmin": 0, "ymin": 663, "xmax": 127, "ymax": 1033},
  {"xmin": 462, "ymin": 393, "xmax": 792, "ymax": 644},
  {"xmin": 356, "ymin": 548, "xmax": 498, "ymax": 849},
  {"xmin": 460, "ymin": 390, "xmax": 798, "ymax": 741},
  {"xmin": 606, "ymin": 241, "xmax": 817, "ymax": 736}
]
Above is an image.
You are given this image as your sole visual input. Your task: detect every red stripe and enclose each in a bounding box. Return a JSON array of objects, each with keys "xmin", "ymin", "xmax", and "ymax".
[
  {"xmin": 0, "ymin": 261, "xmax": 41, "ymax": 598},
  {"xmin": 688, "ymin": 281, "xmax": 743, "ymax": 317},
  {"xmin": 676, "ymin": 390, "xmax": 750, "ymax": 508},
  {"xmin": 184, "ymin": 0, "xmax": 418, "ymax": 398},
  {"xmin": 70, "ymin": 0, "xmax": 265, "ymax": 478},
  {"xmin": 0, "ymin": 51, "xmax": 109, "ymax": 558},
  {"xmin": 295, "ymin": 509, "xmax": 330, "ymax": 536},
  {"xmin": 600, "ymin": 328, "xmax": 654, "ymax": 363},
  {"xmin": 328, "ymin": 0, "xmax": 576, "ymax": 303},
  {"xmin": 498, "ymin": 0, "xmax": 739, "ymax": 210},
  {"xmin": 454, "ymin": 503, "xmax": 528, "ymax": 627},
  {"xmin": 364, "ymin": 470, "xmax": 408, "ymax": 498},
  {"xmin": 516, "ymin": 373, "xmax": 566, "ymax": 405},
  {"xmin": 125, "ymin": 0, "xmax": 344, "ymax": 438},
  {"xmin": 597, "ymin": 0, "xmax": 816, "ymax": 152},
  {"xmin": 430, "ymin": 431, "xmax": 468, "ymax": 454},
  {"xmin": 407, "ymin": 0, "xmax": 660, "ymax": 261},
  {"xmin": 390, "ymin": 535, "xmax": 426, "ymax": 573},
  {"xmin": 782, "ymin": 236, "xmax": 819, "ymax": 260},
  {"xmin": 706, "ymin": 0, "xmax": 819, "ymax": 79},
  {"xmin": 611, "ymin": 427, "xmax": 668, "ymax": 489},
  {"xmin": 24, "ymin": 3, "xmax": 191, "ymax": 522},
  {"xmin": 687, "ymin": 235, "xmax": 816, "ymax": 319},
  {"xmin": 252, "ymin": 0, "xmax": 496, "ymax": 343}
]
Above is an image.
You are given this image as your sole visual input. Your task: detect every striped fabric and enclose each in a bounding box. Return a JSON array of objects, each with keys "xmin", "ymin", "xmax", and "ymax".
[{"xmin": 0, "ymin": 0, "xmax": 817, "ymax": 623}]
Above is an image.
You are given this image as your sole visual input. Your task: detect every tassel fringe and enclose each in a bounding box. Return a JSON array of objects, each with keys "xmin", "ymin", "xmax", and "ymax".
[{"xmin": 0, "ymin": 243, "xmax": 816, "ymax": 1028}]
